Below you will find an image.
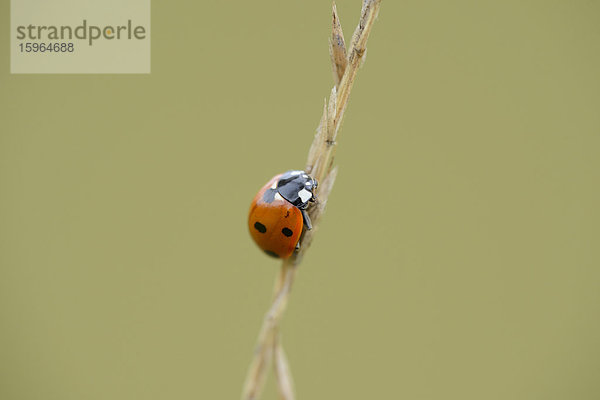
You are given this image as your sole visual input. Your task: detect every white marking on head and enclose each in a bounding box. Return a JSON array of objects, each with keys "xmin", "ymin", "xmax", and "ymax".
[
  {"xmin": 291, "ymin": 171, "xmax": 302, "ymax": 176},
  {"xmin": 270, "ymin": 182, "xmax": 277, "ymax": 189},
  {"xmin": 298, "ymin": 188, "xmax": 312, "ymax": 203},
  {"xmin": 274, "ymin": 193, "xmax": 284, "ymax": 201}
]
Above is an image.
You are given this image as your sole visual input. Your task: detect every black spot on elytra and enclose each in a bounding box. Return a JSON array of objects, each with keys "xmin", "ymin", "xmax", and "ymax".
[
  {"xmin": 254, "ymin": 222, "xmax": 267, "ymax": 233},
  {"xmin": 262, "ymin": 188, "xmax": 276, "ymax": 203},
  {"xmin": 264, "ymin": 250, "xmax": 279, "ymax": 258},
  {"xmin": 282, "ymin": 227, "xmax": 293, "ymax": 237}
]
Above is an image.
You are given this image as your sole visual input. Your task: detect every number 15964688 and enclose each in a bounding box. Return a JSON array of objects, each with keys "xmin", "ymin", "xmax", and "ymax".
[{"xmin": 19, "ymin": 42, "xmax": 74, "ymax": 53}]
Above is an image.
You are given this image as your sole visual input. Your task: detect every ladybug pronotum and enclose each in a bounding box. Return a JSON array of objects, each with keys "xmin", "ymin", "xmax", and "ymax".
[{"xmin": 248, "ymin": 170, "xmax": 318, "ymax": 259}]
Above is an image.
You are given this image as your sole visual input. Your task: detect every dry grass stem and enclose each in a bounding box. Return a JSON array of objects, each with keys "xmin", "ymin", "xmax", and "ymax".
[
  {"xmin": 273, "ymin": 335, "xmax": 295, "ymax": 400},
  {"xmin": 329, "ymin": 3, "xmax": 347, "ymax": 87},
  {"xmin": 241, "ymin": 2, "xmax": 382, "ymax": 399}
]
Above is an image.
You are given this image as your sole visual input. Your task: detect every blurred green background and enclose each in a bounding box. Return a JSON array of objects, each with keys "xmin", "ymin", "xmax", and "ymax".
[{"xmin": 1, "ymin": 1, "xmax": 599, "ymax": 399}]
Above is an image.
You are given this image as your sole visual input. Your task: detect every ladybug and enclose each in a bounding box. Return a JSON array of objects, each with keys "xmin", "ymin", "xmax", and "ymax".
[{"xmin": 248, "ymin": 170, "xmax": 318, "ymax": 259}]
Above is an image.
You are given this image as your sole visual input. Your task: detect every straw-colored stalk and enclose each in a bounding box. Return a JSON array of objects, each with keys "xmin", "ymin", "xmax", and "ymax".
[{"xmin": 241, "ymin": 2, "xmax": 382, "ymax": 399}]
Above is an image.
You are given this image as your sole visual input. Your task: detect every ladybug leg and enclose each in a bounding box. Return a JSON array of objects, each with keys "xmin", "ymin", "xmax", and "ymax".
[
  {"xmin": 301, "ymin": 209, "xmax": 313, "ymax": 230},
  {"xmin": 296, "ymin": 241, "xmax": 301, "ymax": 250}
]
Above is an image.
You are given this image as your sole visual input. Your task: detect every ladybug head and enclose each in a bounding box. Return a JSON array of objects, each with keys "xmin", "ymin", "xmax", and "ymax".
[
  {"xmin": 277, "ymin": 170, "xmax": 318, "ymax": 209},
  {"xmin": 304, "ymin": 176, "xmax": 318, "ymax": 198}
]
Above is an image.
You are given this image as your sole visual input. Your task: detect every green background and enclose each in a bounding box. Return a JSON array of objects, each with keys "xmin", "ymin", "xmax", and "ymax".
[{"xmin": 1, "ymin": 1, "xmax": 599, "ymax": 399}]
